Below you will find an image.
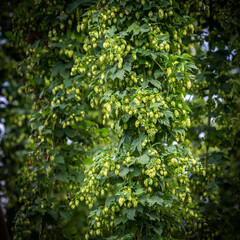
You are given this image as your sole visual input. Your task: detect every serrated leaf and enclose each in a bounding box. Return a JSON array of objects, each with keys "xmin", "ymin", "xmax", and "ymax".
[
  {"xmin": 160, "ymin": 0, "xmax": 170, "ymax": 8},
  {"xmin": 160, "ymin": 51, "xmax": 168, "ymax": 58},
  {"xmin": 186, "ymin": 62, "xmax": 198, "ymax": 70},
  {"xmin": 127, "ymin": 22, "xmax": 140, "ymax": 35},
  {"xmin": 150, "ymin": 52, "xmax": 158, "ymax": 60},
  {"xmin": 174, "ymin": 128, "xmax": 185, "ymax": 135},
  {"xmin": 157, "ymin": 34, "xmax": 170, "ymax": 42},
  {"xmin": 154, "ymin": 69, "xmax": 165, "ymax": 79},
  {"xmin": 150, "ymin": 102, "xmax": 162, "ymax": 108},
  {"xmin": 122, "ymin": 114, "xmax": 130, "ymax": 123},
  {"xmin": 123, "ymin": 208, "xmax": 136, "ymax": 220},
  {"xmin": 106, "ymin": 236, "xmax": 118, "ymax": 240},
  {"xmin": 149, "ymin": 79, "xmax": 162, "ymax": 89},
  {"xmin": 119, "ymin": 31, "xmax": 128, "ymax": 38},
  {"xmin": 43, "ymin": 129, "xmax": 52, "ymax": 134},
  {"xmin": 153, "ymin": 223, "xmax": 164, "ymax": 236},
  {"xmin": 147, "ymin": 196, "xmax": 163, "ymax": 207},
  {"xmin": 119, "ymin": 167, "xmax": 129, "ymax": 178},
  {"xmin": 106, "ymin": 26, "xmax": 117, "ymax": 38},
  {"xmin": 135, "ymin": 188, "xmax": 144, "ymax": 195},
  {"xmin": 112, "ymin": 69, "xmax": 125, "ymax": 80},
  {"xmin": 146, "ymin": 211, "xmax": 159, "ymax": 220},
  {"xmin": 132, "ymin": 167, "xmax": 141, "ymax": 177},
  {"xmin": 131, "ymin": 137, "xmax": 142, "ymax": 153},
  {"xmin": 51, "ymin": 62, "xmax": 64, "ymax": 78},
  {"xmin": 158, "ymin": 117, "xmax": 170, "ymax": 127},
  {"xmin": 114, "ymin": 217, "xmax": 122, "ymax": 226},
  {"xmin": 123, "ymin": 62, "xmax": 132, "ymax": 72},
  {"xmin": 139, "ymin": 195, "xmax": 147, "ymax": 205},
  {"xmin": 137, "ymin": 154, "xmax": 150, "ymax": 164},
  {"xmin": 162, "ymin": 110, "xmax": 174, "ymax": 119},
  {"xmin": 32, "ymin": 39, "xmax": 41, "ymax": 48},
  {"xmin": 139, "ymin": 23, "xmax": 150, "ymax": 34}
]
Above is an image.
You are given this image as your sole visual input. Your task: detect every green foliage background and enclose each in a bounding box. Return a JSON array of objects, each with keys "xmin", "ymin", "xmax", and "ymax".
[{"xmin": 0, "ymin": 0, "xmax": 239, "ymax": 240}]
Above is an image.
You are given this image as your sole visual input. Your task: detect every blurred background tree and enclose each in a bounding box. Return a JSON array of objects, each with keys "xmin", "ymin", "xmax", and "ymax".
[
  {"xmin": 0, "ymin": 1, "xmax": 33, "ymax": 238},
  {"xmin": 183, "ymin": 0, "xmax": 240, "ymax": 239}
]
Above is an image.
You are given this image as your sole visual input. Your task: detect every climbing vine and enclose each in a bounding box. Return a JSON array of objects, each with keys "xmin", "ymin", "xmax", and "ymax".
[{"xmin": 70, "ymin": 0, "xmax": 203, "ymax": 239}]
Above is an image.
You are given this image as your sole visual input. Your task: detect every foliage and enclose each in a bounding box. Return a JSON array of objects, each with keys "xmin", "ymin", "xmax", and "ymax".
[
  {"xmin": 1, "ymin": 0, "xmax": 239, "ymax": 240},
  {"xmin": 69, "ymin": 0, "xmax": 203, "ymax": 239}
]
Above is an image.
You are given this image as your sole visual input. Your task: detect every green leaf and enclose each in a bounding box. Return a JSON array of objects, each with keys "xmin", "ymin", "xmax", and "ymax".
[
  {"xmin": 119, "ymin": 31, "xmax": 128, "ymax": 38},
  {"xmin": 166, "ymin": 145, "xmax": 177, "ymax": 154},
  {"xmin": 137, "ymin": 154, "xmax": 150, "ymax": 164},
  {"xmin": 186, "ymin": 62, "xmax": 198, "ymax": 70},
  {"xmin": 150, "ymin": 52, "xmax": 158, "ymax": 60},
  {"xmin": 153, "ymin": 223, "xmax": 164, "ymax": 236},
  {"xmin": 150, "ymin": 102, "xmax": 162, "ymax": 108},
  {"xmin": 174, "ymin": 128, "xmax": 185, "ymax": 135},
  {"xmin": 122, "ymin": 114, "xmax": 130, "ymax": 123},
  {"xmin": 146, "ymin": 211, "xmax": 159, "ymax": 220},
  {"xmin": 32, "ymin": 39, "xmax": 41, "ymax": 48},
  {"xmin": 127, "ymin": 22, "xmax": 140, "ymax": 35},
  {"xmin": 106, "ymin": 236, "xmax": 118, "ymax": 240},
  {"xmin": 51, "ymin": 62, "xmax": 64, "ymax": 77},
  {"xmin": 158, "ymin": 117, "xmax": 170, "ymax": 127},
  {"xmin": 147, "ymin": 196, "xmax": 163, "ymax": 207},
  {"xmin": 32, "ymin": 121, "xmax": 42, "ymax": 130},
  {"xmin": 123, "ymin": 208, "xmax": 136, "ymax": 220},
  {"xmin": 132, "ymin": 167, "xmax": 142, "ymax": 177},
  {"xmin": 114, "ymin": 217, "xmax": 122, "ymax": 226},
  {"xmin": 157, "ymin": 34, "xmax": 170, "ymax": 42},
  {"xmin": 66, "ymin": 0, "xmax": 94, "ymax": 12},
  {"xmin": 123, "ymin": 62, "xmax": 132, "ymax": 72},
  {"xmin": 162, "ymin": 110, "xmax": 174, "ymax": 119},
  {"xmin": 119, "ymin": 167, "xmax": 129, "ymax": 178},
  {"xmin": 160, "ymin": 0, "xmax": 170, "ymax": 8},
  {"xmin": 139, "ymin": 195, "xmax": 147, "ymax": 205},
  {"xmin": 64, "ymin": 79, "xmax": 72, "ymax": 88},
  {"xmin": 131, "ymin": 137, "xmax": 142, "ymax": 153},
  {"xmin": 139, "ymin": 23, "xmax": 150, "ymax": 34},
  {"xmin": 135, "ymin": 188, "xmax": 145, "ymax": 195},
  {"xmin": 106, "ymin": 26, "xmax": 117, "ymax": 38},
  {"xmin": 112, "ymin": 69, "xmax": 125, "ymax": 80},
  {"xmin": 149, "ymin": 79, "xmax": 162, "ymax": 89},
  {"xmin": 154, "ymin": 69, "xmax": 165, "ymax": 79}
]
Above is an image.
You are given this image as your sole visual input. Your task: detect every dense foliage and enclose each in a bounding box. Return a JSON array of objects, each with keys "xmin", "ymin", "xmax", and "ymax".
[{"xmin": 0, "ymin": 0, "xmax": 239, "ymax": 240}]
